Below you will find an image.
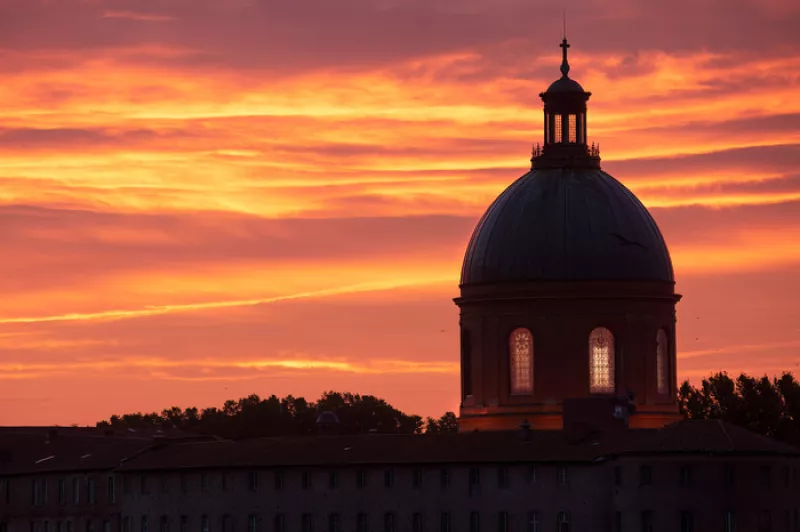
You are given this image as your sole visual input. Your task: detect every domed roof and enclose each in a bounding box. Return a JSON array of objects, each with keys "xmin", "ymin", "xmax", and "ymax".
[
  {"xmin": 461, "ymin": 168, "xmax": 674, "ymax": 285},
  {"xmin": 546, "ymin": 76, "xmax": 585, "ymax": 94}
]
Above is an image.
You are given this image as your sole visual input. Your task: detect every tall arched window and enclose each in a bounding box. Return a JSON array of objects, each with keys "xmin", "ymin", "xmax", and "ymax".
[
  {"xmin": 509, "ymin": 328, "xmax": 533, "ymax": 395},
  {"xmin": 461, "ymin": 330, "xmax": 473, "ymax": 397},
  {"xmin": 589, "ymin": 327, "xmax": 615, "ymax": 394},
  {"xmin": 656, "ymin": 328, "xmax": 669, "ymax": 395}
]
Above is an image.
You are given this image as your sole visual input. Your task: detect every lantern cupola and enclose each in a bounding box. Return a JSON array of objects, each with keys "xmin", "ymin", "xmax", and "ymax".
[{"xmin": 532, "ymin": 38, "xmax": 600, "ymax": 169}]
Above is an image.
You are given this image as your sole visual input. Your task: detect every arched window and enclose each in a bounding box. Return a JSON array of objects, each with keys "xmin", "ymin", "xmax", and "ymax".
[
  {"xmin": 509, "ymin": 328, "xmax": 533, "ymax": 395},
  {"xmin": 656, "ymin": 328, "xmax": 669, "ymax": 395},
  {"xmin": 461, "ymin": 330, "xmax": 473, "ymax": 397},
  {"xmin": 589, "ymin": 327, "xmax": 615, "ymax": 394}
]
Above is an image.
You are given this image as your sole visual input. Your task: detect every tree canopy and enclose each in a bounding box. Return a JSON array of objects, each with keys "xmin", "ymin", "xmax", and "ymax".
[
  {"xmin": 96, "ymin": 391, "xmax": 459, "ymax": 438},
  {"xmin": 678, "ymin": 371, "xmax": 800, "ymax": 447}
]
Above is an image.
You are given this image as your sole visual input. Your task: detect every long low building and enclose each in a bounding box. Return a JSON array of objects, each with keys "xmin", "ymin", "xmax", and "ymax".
[{"xmin": 1, "ymin": 417, "xmax": 799, "ymax": 532}]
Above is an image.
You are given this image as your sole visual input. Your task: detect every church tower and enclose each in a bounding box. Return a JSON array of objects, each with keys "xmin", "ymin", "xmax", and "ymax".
[{"xmin": 456, "ymin": 38, "xmax": 681, "ymax": 431}]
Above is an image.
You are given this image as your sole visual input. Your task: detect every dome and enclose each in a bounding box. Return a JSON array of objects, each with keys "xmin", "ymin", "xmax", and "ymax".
[
  {"xmin": 546, "ymin": 76, "xmax": 585, "ymax": 94},
  {"xmin": 460, "ymin": 168, "xmax": 674, "ymax": 285}
]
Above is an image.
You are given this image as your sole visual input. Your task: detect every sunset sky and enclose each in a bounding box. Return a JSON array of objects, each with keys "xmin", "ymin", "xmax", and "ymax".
[{"xmin": 1, "ymin": 0, "xmax": 799, "ymax": 426}]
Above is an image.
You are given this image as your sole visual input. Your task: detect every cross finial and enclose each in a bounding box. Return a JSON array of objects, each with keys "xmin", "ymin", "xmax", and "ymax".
[{"xmin": 559, "ymin": 37, "xmax": 571, "ymax": 77}]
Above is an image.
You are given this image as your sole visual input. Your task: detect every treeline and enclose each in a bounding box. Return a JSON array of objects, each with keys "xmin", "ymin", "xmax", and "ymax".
[
  {"xmin": 96, "ymin": 391, "xmax": 458, "ymax": 438},
  {"xmin": 678, "ymin": 371, "xmax": 800, "ymax": 447}
]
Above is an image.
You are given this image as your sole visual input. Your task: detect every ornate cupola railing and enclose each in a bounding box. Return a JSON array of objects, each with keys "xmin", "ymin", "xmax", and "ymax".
[{"xmin": 531, "ymin": 37, "xmax": 601, "ymax": 169}]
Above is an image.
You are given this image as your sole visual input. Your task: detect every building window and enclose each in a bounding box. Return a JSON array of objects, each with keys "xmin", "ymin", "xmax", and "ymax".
[
  {"xmin": 356, "ymin": 470, "xmax": 367, "ymax": 489},
  {"xmin": 412, "ymin": 469, "xmax": 423, "ymax": 489},
  {"xmin": 201, "ymin": 516, "xmax": 209, "ymax": 532},
  {"xmin": 123, "ymin": 518, "xmax": 131, "ymax": 532},
  {"xmin": 469, "ymin": 467, "xmax": 481, "ymax": 494},
  {"xmin": 462, "ymin": 330, "xmax": 473, "ymax": 397},
  {"xmin": 72, "ymin": 478, "xmax": 80, "ymax": 505},
  {"xmin": 554, "ymin": 115, "xmax": 563, "ymax": 143},
  {"xmin": 87, "ymin": 478, "xmax": 96, "ymax": 504},
  {"xmin": 328, "ymin": 514, "xmax": 340, "ymax": 532},
  {"xmin": 589, "ymin": 327, "xmax": 615, "ymax": 394},
  {"xmin": 200, "ymin": 474, "xmax": 210, "ymax": 493},
  {"xmin": 248, "ymin": 472, "xmax": 258, "ymax": 492},
  {"xmin": 103, "ymin": 523, "xmax": 110, "ymax": 532},
  {"xmin": 723, "ymin": 512, "xmax": 737, "ymax": 532},
  {"xmin": 32, "ymin": 479, "xmax": 43, "ymax": 506},
  {"xmin": 498, "ymin": 466, "xmax": 509, "ymax": 489},
  {"xmin": 160, "ymin": 517, "xmax": 169, "ymax": 532},
  {"xmin": 221, "ymin": 517, "xmax": 231, "ymax": 532},
  {"xmin": 469, "ymin": 513, "xmax": 480, "ymax": 532},
  {"xmin": 497, "ymin": 513, "xmax": 509, "ymax": 532},
  {"xmin": 328, "ymin": 471, "xmax": 338, "ymax": 489},
  {"xmin": 356, "ymin": 514, "xmax": 368, "ymax": 532},
  {"xmin": 66, "ymin": 523, "xmax": 73, "ymax": 532},
  {"xmin": 568, "ymin": 115, "xmax": 577, "ymax": 143},
  {"xmin": 510, "ymin": 328, "xmax": 534, "ymax": 395},
  {"xmin": 107, "ymin": 477, "xmax": 116, "ymax": 504},
  {"xmin": 86, "ymin": 522, "xmax": 94, "ymax": 532},
  {"xmin": 248, "ymin": 516, "xmax": 258, "ymax": 532},
  {"xmin": 272, "ymin": 516, "xmax": 284, "ymax": 532},
  {"xmin": 656, "ymin": 329, "xmax": 669, "ymax": 395},
  {"xmin": 221, "ymin": 473, "xmax": 230, "ymax": 493},
  {"xmin": 383, "ymin": 514, "xmax": 395, "ymax": 532},
  {"xmin": 412, "ymin": 514, "xmax": 424, "ymax": 532},
  {"xmin": 160, "ymin": 477, "xmax": 169, "ymax": 495},
  {"xmin": 440, "ymin": 514, "xmax": 451, "ymax": 532},
  {"xmin": 761, "ymin": 466, "xmax": 772, "ymax": 489},
  {"xmin": 122, "ymin": 477, "xmax": 131, "ymax": 495},
  {"xmin": 59, "ymin": 479, "xmax": 66, "ymax": 505},
  {"xmin": 527, "ymin": 512, "xmax": 539, "ymax": 532},
  {"xmin": 724, "ymin": 464, "xmax": 736, "ymax": 487},
  {"xmin": 302, "ymin": 471, "xmax": 312, "ymax": 490},
  {"xmin": 274, "ymin": 471, "xmax": 285, "ymax": 490},
  {"xmin": 641, "ymin": 512, "xmax": 654, "ymax": 532},
  {"xmin": 301, "ymin": 515, "xmax": 314, "ymax": 532},
  {"xmin": 614, "ymin": 512, "xmax": 622, "ymax": 532},
  {"xmin": 640, "ymin": 465, "xmax": 653, "ymax": 486},
  {"xmin": 680, "ymin": 511, "xmax": 694, "ymax": 532},
  {"xmin": 758, "ymin": 511, "xmax": 771, "ymax": 532},
  {"xmin": 140, "ymin": 476, "xmax": 149, "ymax": 495},
  {"xmin": 558, "ymin": 467, "xmax": 569, "ymax": 487},
  {"xmin": 783, "ymin": 466, "xmax": 791, "ymax": 489},
  {"xmin": 440, "ymin": 468, "xmax": 450, "ymax": 488},
  {"xmin": 557, "ymin": 512, "xmax": 569, "ymax": 532},
  {"xmin": 141, "ymin": 517, "xmax": 148, "ymax": 532},
  {"xmin": 614, "ymin": 466, "xmax": 622, "ymax": 486},
  {"xmin": 180, "ymin": 475, "xmax": 189, "ymax": 494},
  {"xmin": 384, "ymin": 469, "xmax": 395, "ymax": 488},
  {"xmin": 180, "ymin": 517, "xmax": 188, "ymax": 532},
  {"xmin": 527, "ymin": 467, "xmax": 537, "ymax": 484},
  {"xmin": 679, "ymin": 465, "xmax": 693, "ymax": 487}
]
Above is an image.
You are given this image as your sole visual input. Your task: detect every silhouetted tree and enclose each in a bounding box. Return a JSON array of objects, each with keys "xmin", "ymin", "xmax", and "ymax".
[
  {"xmin": 679, "ymin": 371, "xmax": 800, "ymax": 447},
  {"xmin": 424, "ymin": 412, "xmax": 459, "ymax": 434},
  {"xmin": 97, "ymin": 391, "xmax": 427, "ymax": 438}
]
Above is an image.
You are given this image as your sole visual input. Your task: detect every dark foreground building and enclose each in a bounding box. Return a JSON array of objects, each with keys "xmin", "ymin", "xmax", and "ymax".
[{"xmin": 2, "ymin": 39, "xmax": 799, "ymax": 532}]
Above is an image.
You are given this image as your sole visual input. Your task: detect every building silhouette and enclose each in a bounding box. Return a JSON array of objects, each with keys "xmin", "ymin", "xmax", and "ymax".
[{"xmin": 1, "ymin": 39, "xmax": 799, "ymax": 532}]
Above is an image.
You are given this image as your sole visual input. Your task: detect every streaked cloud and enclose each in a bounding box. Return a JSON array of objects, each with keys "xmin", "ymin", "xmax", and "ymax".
[{"xmin": 0, "ymin": 0, "xmax": 797, "ymax": 425}]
